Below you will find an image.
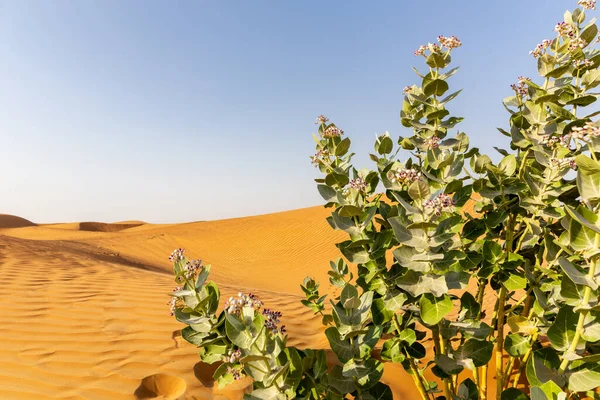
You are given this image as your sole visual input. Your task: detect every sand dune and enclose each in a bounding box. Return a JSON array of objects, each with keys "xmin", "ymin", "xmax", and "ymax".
[
  {"xmin": 0, "ymin": 214, "xmax": 36, "ymax": 229},
  {"xmin": 78, "ymin": 222, "xmax": 145, "ymax": 232},
  {"xmin": 0, "ymin": 205, "xmax": 501, "ymax": 399}
]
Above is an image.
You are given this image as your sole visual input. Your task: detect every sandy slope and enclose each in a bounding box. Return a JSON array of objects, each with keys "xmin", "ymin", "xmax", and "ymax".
[{"xmin": 0, "ymin": 206, "xmax": 502, "ymax": 399}]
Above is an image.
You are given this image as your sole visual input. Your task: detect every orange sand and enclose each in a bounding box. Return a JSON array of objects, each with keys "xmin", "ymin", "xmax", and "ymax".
[{"xmin": 0, "ymin": 207, "xmax": 502, "ymax": 399}]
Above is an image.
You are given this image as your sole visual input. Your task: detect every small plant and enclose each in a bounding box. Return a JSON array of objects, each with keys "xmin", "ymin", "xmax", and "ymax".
[{"xmin": 171, "ymin": 1, "xmax": 600, "ymax": 399}]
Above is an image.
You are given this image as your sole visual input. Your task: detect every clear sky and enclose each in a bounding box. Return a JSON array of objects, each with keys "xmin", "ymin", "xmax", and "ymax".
[{"xmin": 0, "ymin": 0, "xmax": 576, "ymax": 223}]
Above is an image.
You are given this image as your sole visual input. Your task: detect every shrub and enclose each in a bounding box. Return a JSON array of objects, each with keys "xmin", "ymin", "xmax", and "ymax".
[{"xmin": 170, "ymin": 1, "xmax": 600, "ymax": 399}]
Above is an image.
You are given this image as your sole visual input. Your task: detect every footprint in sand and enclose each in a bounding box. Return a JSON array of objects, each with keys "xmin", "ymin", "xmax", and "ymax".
[{"xmin": 134, "ymin": 373, "xmax": 186, "ymax": 399}]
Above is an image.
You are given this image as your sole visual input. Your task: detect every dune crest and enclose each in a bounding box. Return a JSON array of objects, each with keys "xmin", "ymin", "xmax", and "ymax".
[{"xmin": 0, "ymin": 214, "xmax": 36, "ymax": 229}]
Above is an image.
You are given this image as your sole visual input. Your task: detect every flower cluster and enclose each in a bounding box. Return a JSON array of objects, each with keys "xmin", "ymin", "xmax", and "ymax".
[
  {"xmin": 169, "ymin": 248, "xmax": 185, "ymax": 263},
  {"xmin": 322, "ymin": 126, "xmax": 344, "ymax": 138},
  {"xmin": 414, "ymin": 45, "xmax": 428, "ymax": 56},
  {"xmin": 224, "ymin": 292, "xmax": 263, "ymax": 315},
  {"xmin": 387, "ymin": 167, "xmax": 422, "ymax": 185},
  {"xmin": 530, "ymin": 39, "xmax": 553, "ymax": 58},
  {"xmin": 349, "ymin": 177, "xmax": 368, "ymax": 192},
  {"xmin": 315, "ymin": 115, "xmax": 329, "ymax": 125},
  {"xmin": 310, "ymin": 149, "xmax": 329, "ymax": 166},
  {"xmin": 511, "ymin": 80, "xmax": 528, "ymax": 96},
  {"xmin": 424, "ymin": 193, "xmax": 456, "ymax": 216},
  {"xmin": 542, "ymin": 135, "xmax": 570, "ymax": 149},
  {"xmin": 224, "ymin": 348, "xmax": 242, "ymax": 364},
  {"xmin": 555, "ymin": 22, "xmax": 575, "ymax": 38},
  {"xmin": 183, "ymin": 259, "xmax": 202, "ymax": 279},
  {"xmin": 403, "ymin": 86, "xmax": 413, "ymax": 95},
  {"xmin": 573, "ymin": 58, "xmax": 593, "ymax": 68},
  {"xmin": 438, "ymin": 35, "xmax": 462, "ymax": 49},
  {"xmin": 569, "ymin": 37, "xmax": 587, "ymax": 52},
  {"xmin": 578, "ymin": 0, "xmax": 596, "ymax": 10},
  {"xmin": 262, "ymin": 308, "xmax": 286, "ymax": 334},
  {"xmin": 227, "ymin": 365, "xmax": 244, "ymax": 381},
  {"xmin": 550, "ymin": 157, "xmax": 577, "ymax": 169},
  {"xmin": 571, "ymin": 122, "xmax": 600, "ymax": 141},
  {"xmin": 168, "ymin": 297, "xmax": 178, "ymax": 316},
  {"xmin": 425, "ymin": 136, "xmax": 440, "ymax": 149}
]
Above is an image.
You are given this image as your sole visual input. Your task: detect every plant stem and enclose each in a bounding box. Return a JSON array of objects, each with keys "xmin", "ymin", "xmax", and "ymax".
[
  {"xmin": 502, "ymin": 355, "xmax": 516, "ymax": 389},
  {"xmin": 407, "ymin": 353, "xmax": 431, "ymax": 400},
  {"xmin": 436, "ymin": 325, "xmax": 453, "ymax": 399},
  {"xmin": 506, "ymin": 287, "xmax": 534, "ymax": 314},
  {"xmin": 480, "ymin": 365, "xmax": 488, "ymax": 400},
  {"xmin": 496, "ymin": 286, "xmax": 508, "ymax": 400}
]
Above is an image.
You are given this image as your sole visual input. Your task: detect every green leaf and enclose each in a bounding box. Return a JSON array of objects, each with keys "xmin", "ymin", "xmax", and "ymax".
[
  {"xmin": 576, "ymin": 155, "xmax": 600, "ymax": 202},
  {"xmin": 423, "ymin": 79, "xmax": 449, "ymax": 97},
  {"xmin": 435, "ymin": 354, "xmax": 463, "ymax": 375},
  {"xmin": 317, "ymin": 184, "xmax": 337, "ymax": 203},
  {"xmin": 504, "ymin": 334, "xmax": 530, "ymax": 357},
  {"xmin": 396, "ymin": 270, "xmax": 448, "ymax": 297},
  {"xmin": 564, "ymin": 205, "xmax": 600, "ymax": 235},
  {"xmin": 338, "ymin": 205, "xmax": 363, "ymax": 218},
  {"xmin": 358, "ymin": 325, "xmax": 383, "ymax": 358},
  {"xmin": 365, "ymin": 383, "xmax": 394, "ymax": 400},
  {"xmin": 328, "ymin": 365, "xmax": 355, "ymax": 394},
  {"xmin": 498, "ymin": 154, "xmax": 517, "ymax": 177},
  {"xmin": 388, "ymin": 217, "xmax": 428, "ymax": 249},
  {"xmin": 545, "ymin": 64, "xmax": 570, "ymax": 79},
  {"xmin": 371, "ymin": 298, "xmax": 393, "ymax": 325},
  {"xmin": 381, "ymin": 338, "xmax": 405, "ymax": 363},
  {"xmin": 325, "ymin": 327, "xmax": 354, "ymax": 363},
  {"xmin": 581, "ymin": 23, "xmax": 598, "ymax": 47},
  {"xmin": 483, "ymin": 241, "xmax": 502, "ymax": 264},
  {"xmin": 377, "ymin": 136, "xmax": 393, "ymax": 155},
  {"xmin": 399, "ymin": 329, "xmax": 416, "ymax": 345},
  {"xmin": 568, "ymin": 361, "xmax": 600, "ymax": 392},
  {"xmin": 458, "ymin": 378, "xmax": 479, "ymax": 400},
  {"xmin": 341, "ymin": 284, "xmax": 360, "ymax": 309},
  {"xmin": 383, "ymin": 289, "xmax": 408, "ymax": 311},
  {"xmin": 419, "ymin": 293, "xmax": 452, "ymax": 325},
  {"xmin": 558, "ymin": 257, "xmax": 598, "ymax": 290},
  {"xmin": 408, "ymin": 179, "xmax": 431, "ymax": 201},
  {"xmin": 426, "ymin": 52, "xmax": 450, "ymax": 69},
  {"xmin": 582, "ymin": 69, "xmax": 600, "ymax": 89},
  {"xmin": 457, "ymin": 339, "xmax": 493, "ymax": 368},
  {"xmin": 567, "ymin": 95, "xmax": 597, "ymax": 107},
  {"xmin": 325, "ymin": 172, "xmax": 349, "ymax": 188},
  {"xmin": 195, "ymin": 265, "xmax": 211, "ymax": 289},
  {"xmin": 460, "ymin": 292, "xmax": 480, "ymax": 320},
  {"xmin": 504, "ymin": 274, "xmax": 527, "ymax": 291},
  {"xmin": 547, "ymin": 306, "xmax": 580, "ymax": 352},
  {"xmin": 501, "ymin": 388, "xmax": 529, "ymax": 400},
  {"xmin": 225, "ymin": 313, "xmax": 252, "ymax": 348},
  {"xmin": 335, "ymin": 137, "xmax": 351, "ymax": 156},
  {"xmin": 357, "ymin": 359, "xmax": 384, "ymax": 390}
]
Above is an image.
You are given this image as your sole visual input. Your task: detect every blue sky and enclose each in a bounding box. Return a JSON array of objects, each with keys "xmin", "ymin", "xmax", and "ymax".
[{"xmin": 0, "ymin": 1, "xmax": 577, "ymax": 223}]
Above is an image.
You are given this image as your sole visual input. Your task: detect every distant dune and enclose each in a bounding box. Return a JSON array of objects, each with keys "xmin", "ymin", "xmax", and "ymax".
[
  {"xmin": 0, "ymin": 203, "xmax": 498, "ymax": 399},
  {"xmin": 78, "ymin": 221, "xmax": 144, "ymax": 232},
  {"xmin": 0, "ymin": 214, "xmax": 36, "ymax": 229}
]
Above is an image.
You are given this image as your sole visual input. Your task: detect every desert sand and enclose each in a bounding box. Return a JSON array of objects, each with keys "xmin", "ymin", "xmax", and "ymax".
[{"xmin": 0, "ymin": 206, "xmax": 501, "ymax": 399}]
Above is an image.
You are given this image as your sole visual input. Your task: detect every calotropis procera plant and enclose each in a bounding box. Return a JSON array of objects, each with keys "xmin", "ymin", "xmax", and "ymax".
[
  {"xmin": 171, "ymin": 1, "xmax": 600, "ymax": 399},
  {"xmin": 308, "ymin": 2, "xmax": 600, "ymax": 400}
]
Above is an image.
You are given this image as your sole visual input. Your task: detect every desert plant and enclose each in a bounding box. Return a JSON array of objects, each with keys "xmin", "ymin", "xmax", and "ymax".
[{"xmin": 170, "ymin": 1, "xmax": 600, "ymax": 399}]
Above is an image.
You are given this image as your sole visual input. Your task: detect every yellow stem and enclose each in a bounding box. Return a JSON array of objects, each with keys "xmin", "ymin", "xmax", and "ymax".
[{"xmin": 496, "ymin": 286, "xmax": 508, "ymax": 400}]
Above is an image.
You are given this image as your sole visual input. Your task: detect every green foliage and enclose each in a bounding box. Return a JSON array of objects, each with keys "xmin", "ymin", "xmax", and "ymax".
[{"xmin": 171, "ymin": 1, "xmax": 600, "ymax": 399}]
